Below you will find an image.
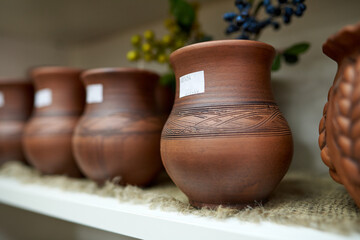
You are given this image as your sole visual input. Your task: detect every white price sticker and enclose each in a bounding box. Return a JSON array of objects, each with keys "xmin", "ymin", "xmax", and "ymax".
[
  {"xmin": 86, "ymin": 84, "xmax": 103, "ymax": 104},
  {"xmin": 35, "ymin": 88, "xmax": 52, "ymax": 108},
  {"xmin": 0, "ymin": 91, "xmax": 4, "ymax": 108},
  {"xmin": 179, "ymin": 70, "xmax": 205, "ymax": 98}
]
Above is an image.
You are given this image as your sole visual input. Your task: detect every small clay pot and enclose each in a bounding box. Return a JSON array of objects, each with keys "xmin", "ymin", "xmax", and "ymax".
[
  {"xmin": 23, "ymin": 67, "xmax": 85, "ymax": 177},
  {"xmin": 0, "ymin": 79, "xmax": 33, "ymax": 164},
  {"xmin": 161, "ymin": 40, "xmax": 293, "ymax": 209},
  {"xmin": 72, "ymin": 68, "xmax": 163, "ymax": 186},
  {"xmin": 319, "ymin": 22, "xmax": 360, "ymax": 208}
]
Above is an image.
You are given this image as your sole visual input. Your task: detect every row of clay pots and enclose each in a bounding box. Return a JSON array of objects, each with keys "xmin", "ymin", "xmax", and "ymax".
[
  {"xmin": 0, "ymin": 67, "xmax": 169, "ymax": 186},
  {"xmin": 0, "ymin": 40, "xmax": 294, "ymax": 209},
  {"xmin": 20, "ymin": 67, "xmax": 168, "ymax": 186}
]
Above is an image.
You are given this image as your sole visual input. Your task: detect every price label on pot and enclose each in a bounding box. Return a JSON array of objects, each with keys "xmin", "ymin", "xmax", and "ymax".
[
  {"xmin": 0, "ymin": 91, "xmax": 4, "ymax": 108},
  {"xmin": 179, "ymin": 70, "xmax": 205, "ymax": 98},
  {"xmin": 35, "ymin": 88, "xmax": 52, "ymax": 108},
  {"xmin": 86, "ymin": 84, "xmax": 103, "ymax": 104}
]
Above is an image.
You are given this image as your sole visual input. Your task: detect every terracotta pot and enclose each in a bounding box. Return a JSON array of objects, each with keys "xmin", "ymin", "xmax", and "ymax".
[
  {"xmin": 161, "ymin": 40, "xmax": 293, "ymax": 209},
  {"xmin": 319, "ymin": 22, "xmax": 360, "ymax": 208},
  {"xmin": 0, "ymin": 79, "xmax": 33, "ymax": 164},
  {"xmin": 72, "ymin": 68, "xmax": 163, "ymax": 186},
  {"xmin": 23, "ymin": 67, "xmax": 85, "ymax": 177},
  {"xmin": 155, "ymin": 84, "xmax": 175, "ymax": 118}
]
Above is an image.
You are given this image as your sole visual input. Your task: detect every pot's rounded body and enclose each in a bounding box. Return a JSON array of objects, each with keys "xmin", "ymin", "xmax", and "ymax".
[
  {"xmin": 73, "ymin": 68, "xmax": 163, "ymax": 186},
  {"xmin": 161, "ymin": 40, "xmax": 293, "ymax": 208},
  {"xmin": 23, "ymin": 67, "xmax": 85, "ymax": 177},
  {"xmin": 319, "ymin": 23, "xmax": 360, "ymax": 208},
  {"xmin": 0, "ymin": 80, "xmax": 33, "ymax": 164}
]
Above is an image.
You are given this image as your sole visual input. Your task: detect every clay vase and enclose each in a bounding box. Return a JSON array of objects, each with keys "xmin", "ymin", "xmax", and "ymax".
[
  {"xmin": 161, "ymin": 40, "xmax": 293, "ymax": 209},
  {"xmin": 0, "ymin": 79, "xmax": 33, "ymax": 164},
  {"xmin": 72, "ymin": 68, "xmax": 164, "ymax": 186},
  {"xmin": 23, "ymin": 67, "xmax": 85, "ymax": 177},
  {"xmin": 319, "ymin": 22, "xmax": 360, "ymax": 208}
]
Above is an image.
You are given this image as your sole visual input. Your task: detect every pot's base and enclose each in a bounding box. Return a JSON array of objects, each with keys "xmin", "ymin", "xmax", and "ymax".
[{"xmin": 189, "ymin": 199, "xmax": 268, "ymax": 210}]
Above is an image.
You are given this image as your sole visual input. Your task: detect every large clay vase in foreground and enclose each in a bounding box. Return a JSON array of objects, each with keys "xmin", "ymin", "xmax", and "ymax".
[
  {"xmin": 161, "ymin": 40, "xmax": 293, "ymax": 209},
  {"xmin": 23, "ymin": 67, "xmax": 85, "ymax": 177},
  {"xmin": 73, "ymin": 68, "xmax": 163, "ymax": 186},
  {"xmin": 319, "ymin": 22, "xmax": 360, "ymax": 208},
  {"xmin": 0, "ymin": 79, "xmax": 33, "ymax": 164}
]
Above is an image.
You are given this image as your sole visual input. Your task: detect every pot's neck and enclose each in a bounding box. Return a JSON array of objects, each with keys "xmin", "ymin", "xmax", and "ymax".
[
  {"xmin": 171, "ymin": 44, "xmax": 275, "ymax": 108},
  {"xmin": 83, "ymin": 78, "xmax": 158, "ymax": 116},
  {"xmin": 333, "ymin": 53, "xmax": 360, "ymax": 87},
  {"xmin": 0, "ymin": 84, "xmax": 33, "ymax": 120},
  {"xmin": 33, "ymin": 76, "xmax": 85, "ymax": 116}
]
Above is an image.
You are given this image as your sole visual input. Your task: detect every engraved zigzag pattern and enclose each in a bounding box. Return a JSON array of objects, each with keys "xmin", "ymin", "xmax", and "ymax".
[{"xmin": 162, "ymin": 103, "xmax": 291, "ymax": 138}]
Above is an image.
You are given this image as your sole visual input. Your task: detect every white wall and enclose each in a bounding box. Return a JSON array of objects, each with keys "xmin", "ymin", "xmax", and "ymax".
[
  {"xmin": 67, "ymin": 0, "xmax": 360, "ymax": 173},
  {"xmin": 0, "ymin": 36, "xmax": 67, "ymax": 78}
]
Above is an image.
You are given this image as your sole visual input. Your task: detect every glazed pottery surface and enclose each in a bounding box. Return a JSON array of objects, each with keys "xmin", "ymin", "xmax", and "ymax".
[
  {"xmin": 319, "ymin": 22, "xmax": 360, "ymax": 208},
  {"xmin": 23, "ymin": 67, "xmax": 85, "ymax": 177},
  {"xmin": 161, "ymin": 40, "xmax": 293, "ymax": 208},
  {"xmin": 0, "ymin": 79, "xmax": 33, "ymax": 164},
  {"xmin": 73, "ymin": 68, "xmax": 163, "ymax": 186}
]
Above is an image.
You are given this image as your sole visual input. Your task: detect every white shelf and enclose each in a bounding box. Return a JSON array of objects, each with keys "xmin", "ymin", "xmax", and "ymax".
[{"xmin": 0, "ymin": 176, "xmax": 358, "ymax": 240}]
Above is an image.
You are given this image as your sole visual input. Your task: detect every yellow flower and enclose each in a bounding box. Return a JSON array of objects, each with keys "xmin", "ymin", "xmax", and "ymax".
[
  {"xmin": 162, "ymin": 35, "xmax": 172, "ymax": 46},
  {"xmin": 164, "ymin": 18, "xmax": 175, "ymax": 29},
  {"xmin": 157, "ymin": 54, "xmax": 167, "ymax": 63},
  {"xmin": 131, "ymin": 35, "xmax": 142, "ymax": 46},
  {"xmin": 126, "ymin": 50, "xmax": 139, "ymax": 61},
  {"xmin": 144, "ymin": 30, "xmax": 155, "ymax": 41},
  {"xmin": 142, "ymin": 43, "xmax": 152, "ymax": 53},
  {"xmin": 169, "ymin": 25, "xmax": 180, "ymax": 34},
  {"xmin": 174, "ymin": 39, "xmax": 185, "ymax": 49},
  {"xmin": 144, "ymin": 53, "xmax": 153, "ymax": 62}
]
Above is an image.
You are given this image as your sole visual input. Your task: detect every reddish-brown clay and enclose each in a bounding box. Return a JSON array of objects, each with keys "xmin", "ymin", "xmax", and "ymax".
[
  {"xmin": 72, "ymin": 68, "xmax": 163, "ymax": 186},
  {"xmin": 161, "ymin": 40, "xmax": 293, "ymax": 209},
  {"xmin": 23, "ymin": 67, "xmax": 85, "ymax": 177},
  {"xmin": 319, "ymin": 22, "xmax": 360, "ymax": 208},
  {"xmin": 0, "ymin": 79, "xmax": 33, "ymax": 164},
  {"xmin": 155, "ymin": 84, "xmax": 175, "ymax": 117}
]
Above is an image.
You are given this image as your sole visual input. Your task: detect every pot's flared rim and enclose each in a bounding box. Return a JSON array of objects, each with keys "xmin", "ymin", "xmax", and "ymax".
[
  {"xmin": 171, "ymin": 40, "xmax": 275, "ymax": 58},
  {"xmin": 31, "ymin": 66, "xmax": 83, "ymax": 78},
  {"xmin": 81, "ymin": 67, "xmax": 159, "ymax": 79},
  {"xmin": 0, "ymin": 78, "xmax": 32, "ymax": 86},
  {"xmin": 322, "ymin": 22, "xmax": 360, "ymax": 62}
]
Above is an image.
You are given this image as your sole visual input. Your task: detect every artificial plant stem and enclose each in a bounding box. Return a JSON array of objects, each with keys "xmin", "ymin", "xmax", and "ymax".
[
  {"xmin": 253, "ymin": 1, "xmax": 263, "ymax": 18},
  {"xmin": 137, "ymin": 61, "xmax": 145, "ymax": 70},
  {"xmin": 253, "ymin": 0, "xmax": 264, "ymax": 40}
]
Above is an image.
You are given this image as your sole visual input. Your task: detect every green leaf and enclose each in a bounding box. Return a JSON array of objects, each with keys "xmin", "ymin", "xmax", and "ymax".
[
  {"xmin": 169, "ymin": 0, "xmax": 195, "ymax": 32},
  {"xmin": 253, "ymin": 1, "xmax": 263, "ymax": 17},
  {"xmin": 284, "ymin": 42, "xmax": 310, "ymax": 55},
  {"xmin": 283, "ymin": 53, "xmax": 299, "ymax": 64},
  {"xmin": 271, "ymin": 54, "xmax": 281, "ymax": 71},
  {"xmin": 159, "ymin": 72, "xmax": 176, "ymax": 88},
  {"xmin": 198, "ymin": 35, "xmax": 213, "ymax": 42}
]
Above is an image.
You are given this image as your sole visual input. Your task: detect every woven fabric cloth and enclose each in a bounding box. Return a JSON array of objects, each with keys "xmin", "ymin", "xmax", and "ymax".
[{"xmin": 0, "ymin": 161, "xmax": 359, "ymax": 234}]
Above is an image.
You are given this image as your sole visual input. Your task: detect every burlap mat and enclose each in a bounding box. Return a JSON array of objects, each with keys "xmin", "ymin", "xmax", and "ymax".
[{"xmin": 0, "ymin": 161, "xmax": 359, "ymax": 234}]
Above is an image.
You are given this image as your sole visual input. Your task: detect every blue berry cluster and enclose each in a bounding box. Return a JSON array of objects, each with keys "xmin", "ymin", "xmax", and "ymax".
[{"xmin": 224, "ymin": 0, "xmax": 307, "ymax": 40}]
